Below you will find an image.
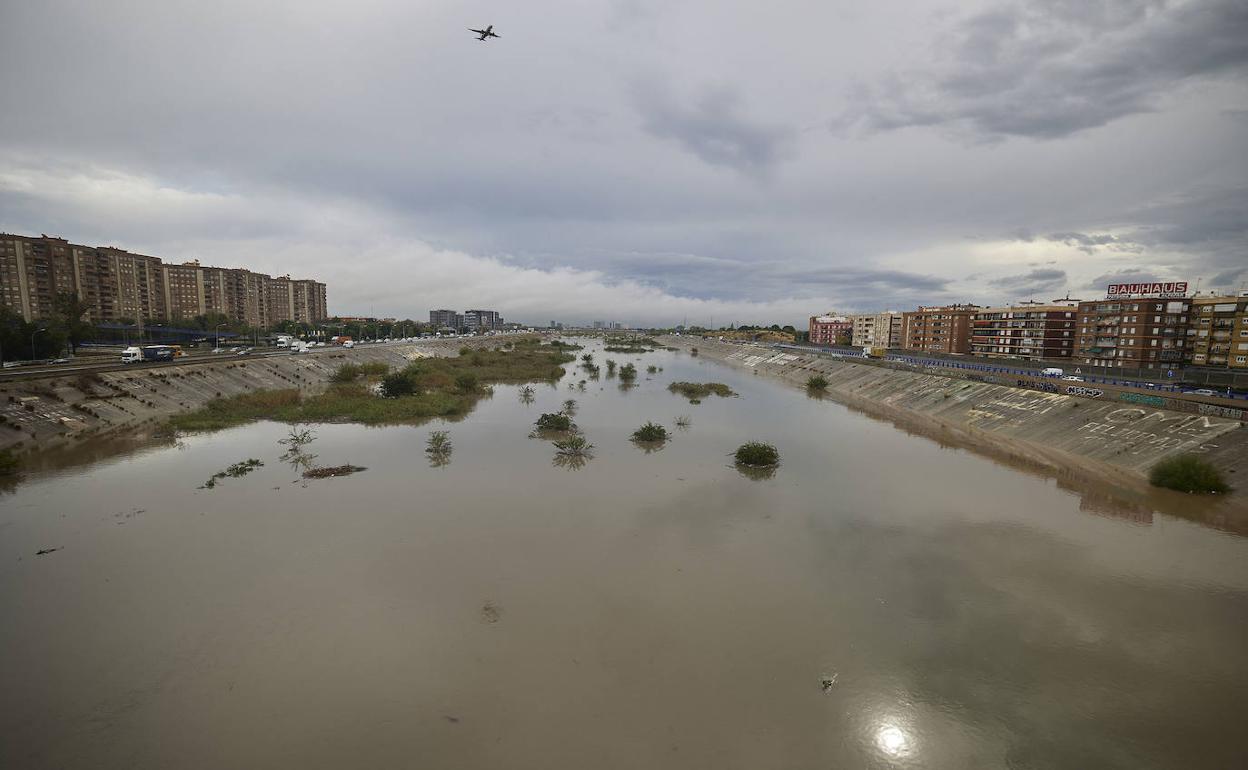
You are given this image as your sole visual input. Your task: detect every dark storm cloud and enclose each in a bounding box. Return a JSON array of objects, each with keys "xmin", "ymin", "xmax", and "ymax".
[
  {"xmin": 988, "ymin": 268, "xmax": 1068, "ymax": 296},
  {"xmin": 843, "ymin": 0, "xmax": 1248, "ymax": 140},
  {"xmin": 632, "ymin": 81, "xmax": 793, "ymax": 176},
  {"xmin": 1084, "ymin": 269, "xmax": 1162, "ymax": 290}
]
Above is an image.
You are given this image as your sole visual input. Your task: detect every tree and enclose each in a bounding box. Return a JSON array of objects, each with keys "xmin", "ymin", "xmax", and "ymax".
[{"xmin": 52, "ymin": 292, "xmax": 94, "ymax": 354}]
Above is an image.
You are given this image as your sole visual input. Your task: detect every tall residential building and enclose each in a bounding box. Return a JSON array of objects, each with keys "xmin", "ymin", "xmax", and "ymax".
[
  {"xmin": 809, "ymin": 314, "xmax": 852, "ymax": 345},
  {"xmin": 1188, "ymin": 294, "xmax": 1248, "ymax": 369},
  {"xmin": 0, "ymin": 233, "xmax": 328, "ymax": 326},
  {"xmin": 970, "ymin": 302, "xmax": 1079, "ymax": 361},
  {"xmin": 464, "ymin": 309, "xmax": 503, "ymax": 331},
  {"xmin": 901, "ymin": 304, "xmax": 979, "ymax": 353},
  {"xmin": 849, "ymin": 311, "xmax": 903, "ymax": 349},
  {"xmin": 1075, "ymin": 291, "xmax": 1190, "ymax": 369}
]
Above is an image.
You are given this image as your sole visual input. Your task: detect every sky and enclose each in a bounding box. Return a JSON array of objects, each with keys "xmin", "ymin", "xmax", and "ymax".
[{"xmin": 1, "ymin": 0, "xmax": 1246, "ymax": 326}]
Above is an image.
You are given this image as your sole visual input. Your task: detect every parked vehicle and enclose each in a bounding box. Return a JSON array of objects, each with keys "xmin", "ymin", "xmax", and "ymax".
[
  {"xmin": 1041, "ymin": 367, "xmax": 1065, "ymax": 377},
  {"xmin": 1061, "ymin": 375, "xmax": 1084, "ymax": 381},
  {"xmin": 121, "ymin": 346, "xmax": 144, "ymax": 364},
  {"xmin": 1186, "ymin": 388, "xmax": 1217, "ymax": 397},
  {"xmin": 342, "ymin": 340, "xmax": 355, "ymax": 349}
]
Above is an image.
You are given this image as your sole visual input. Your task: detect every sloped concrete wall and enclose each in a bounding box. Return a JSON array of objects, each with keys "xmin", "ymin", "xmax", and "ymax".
[{"xmin": 0, "ymin": 337, "xmax": 518, "ymax": 456}]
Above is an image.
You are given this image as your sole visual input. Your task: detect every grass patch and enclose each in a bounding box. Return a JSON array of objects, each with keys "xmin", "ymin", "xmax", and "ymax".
[
  {"xmin": 171, "ymin": 346, "xmax": 571, "ymax": 432},
  {"xmin": 330, "ymin": 362, "xmax": 389, "ymax": 383},
  {"xmin": 553, "ymin": 434, "xmax": 593, "ymax": 457},
  {"xmin": 632, "ymin": 422, "xmax": 669, "ymax": 442},
  {"xmin": 734, "ymin": 442, "xmax": 779, "ymax": 467},
  {"xmin": 667, "ymin": 381, "xmax": 736, "ymax": 402},
  {"xmin": 1149, "ymin": 454, "xmax": 1230, "ymax": 494},
  {"xmin": 806, "ymin": 375, "xmax": 829, "ymax": 391},
  {"xmin": 534, "ymin": 412, "xmax": 575, "ymax": 432}
]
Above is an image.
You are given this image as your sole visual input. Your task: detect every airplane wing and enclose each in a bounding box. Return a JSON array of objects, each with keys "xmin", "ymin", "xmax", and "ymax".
[
  {"xmin": 469, "ymin": 28, "xmax": 486, "ymax": 34},
  {"xmin": 489, "ymin": 31, "xmax": 500, "ymax": 37}
]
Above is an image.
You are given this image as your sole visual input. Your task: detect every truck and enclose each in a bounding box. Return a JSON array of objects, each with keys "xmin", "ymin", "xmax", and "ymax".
[
  {"xmin": 121, "ymin": 345, "xmax": 175, "ymax": 363},
  {"xmin": 331, "ymin": 335, "xmax": 353, "ymax": 346},
  {"xmin": 862, "ymin": 346, "xmax": 887, "ymax": 359},
  {"xmin": 276, "ymin": 334, "xmax": 294, "ymax": 348}
]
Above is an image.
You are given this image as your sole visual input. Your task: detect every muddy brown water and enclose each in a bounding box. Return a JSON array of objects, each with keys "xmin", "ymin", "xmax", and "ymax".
[{"xmin": 3, "ymin": 341, "xmax": 1247, "ymax": 769}]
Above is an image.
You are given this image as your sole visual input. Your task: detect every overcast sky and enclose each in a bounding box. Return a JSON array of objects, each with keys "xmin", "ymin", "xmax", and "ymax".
[{"xmin": 2, "ymin": 0, "xmax": 1246, "ymax": 326}]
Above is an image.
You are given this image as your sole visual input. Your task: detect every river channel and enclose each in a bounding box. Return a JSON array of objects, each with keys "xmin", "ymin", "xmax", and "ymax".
[{"xmin": 3, "ymin": 340, "xmax": 1246, "ymax": 769}]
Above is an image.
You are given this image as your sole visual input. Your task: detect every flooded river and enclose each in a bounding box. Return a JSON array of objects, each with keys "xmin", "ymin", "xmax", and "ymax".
[{"xmin": 3, "ymin": 341, "xmax": 1247, "ymax": 769}]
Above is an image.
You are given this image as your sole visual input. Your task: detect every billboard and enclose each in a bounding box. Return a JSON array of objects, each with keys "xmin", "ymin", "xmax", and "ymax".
[{"xmin": 1106, "ymin": 282, "xmax": 1188, "ymax": 299}]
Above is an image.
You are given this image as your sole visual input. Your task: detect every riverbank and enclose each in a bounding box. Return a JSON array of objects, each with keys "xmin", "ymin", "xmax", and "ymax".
[
  {"xmin": 664, "ymin": 337, "xmax": 1248, "ymax": 506},
  {"xmin": 0, "ymin": 336, "xmax": 537, "ymax": 459}
]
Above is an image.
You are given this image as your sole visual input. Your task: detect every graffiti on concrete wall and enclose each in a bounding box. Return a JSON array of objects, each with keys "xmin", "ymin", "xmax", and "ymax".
[
  {"xmin": 1075, "ymin": 407, "xmax": 1239, "ymax": 455},
  {"xmin": 1018, "ymin": 378, "xmax": 1058, "ymax": 393},
  {"xmin": 1065, "ymin": 386, "xmax": 1104, "ymax": 398},
  {"xmin": 1197, "ymin": 403, "xmax": 1245, "ymax": 421},
  {"xmin": 1119, "ymin": 392, "xmax": 1166, "ymax": 408}
]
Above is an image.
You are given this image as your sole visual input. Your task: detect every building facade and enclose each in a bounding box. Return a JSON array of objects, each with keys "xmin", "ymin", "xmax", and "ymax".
[
  {"xmin": 464, "ymin": 309, "xmax": 503, "ymax": 331},
  {"xmin": 0, "ymin": 233, "xmax": 327, "ymax": 326},
  {"xmin": 970, "ymin": 302, "xmax": 1078, "ymax": 361},
  {"xmin": 1188, "ymin": 294, "xmax": 1248, "ymax": 369},
  {"xmin": 1075, "ymin": 297, "xmax": 1190, "ymax": 369},
  {"xmin": 429, "ymin": 309, "xmax": 463, "ymax": 330},
  {"xmin": 901, "ymin": 305, "xmax": 978, "ymax": 354},
  {"xmin": 809, "ymin": 314, "xmax": 852, "ymax": 345},
  {"xmin": 849, "ymin": 311, "xmax": 903, "ymax": 349}
]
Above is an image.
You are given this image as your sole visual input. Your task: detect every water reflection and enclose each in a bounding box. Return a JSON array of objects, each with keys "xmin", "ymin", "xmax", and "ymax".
[{"xmin": 734, "ymin": 463, "xmax": 778, "ymax": 481}]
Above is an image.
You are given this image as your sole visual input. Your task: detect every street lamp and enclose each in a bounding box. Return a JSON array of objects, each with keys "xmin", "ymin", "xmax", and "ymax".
[
  {"xmin": 216, "ymin": 323, "xmax": 226, "ymax": 351},
  {"xmin": 31, "ymin": 328, "xmax": 47, "ymax": 361}
]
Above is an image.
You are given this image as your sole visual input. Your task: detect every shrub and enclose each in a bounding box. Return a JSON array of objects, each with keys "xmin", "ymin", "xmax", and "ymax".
[
  {"xmin": 426, "ymin": 430, "xmax": 452, "ymax": 454},
  {"xmin": 553, "ymin": 434, "xmax": 593, "ymax": 456},
  {"xmin": 534, "ymin": 412, "xmax": 574, "ymax": 431},
  {"xmin": 806, "ymin": 375, "xmax": 829, "ymax": 391},
  {"xmin": 618, "ymin": 363, "xmax": 637, "ymax": 382},
  {"xmin": 632, "ymin": 422, "xmax": 668, "ymax": 442},
  {"xmin": 1149, "ymin": 454, "xmax": 1230, "ymax": 494},
  {"xmin": 330, "ymin": 363, "xmax": 362, "ymax": 383},
  {"xmin": 359, "ymin": 361, "xmax": 390, "ymax": 377},
  {"xmin": 581, "ymin": 353, "xmax": 594, "ymax": 364},
  {"xmin": 734, "ymin": 442, "xmax": 779, "ymax": 467},
  {"xmin": 647, "ymin": 365, "xmax": 658, "ymax": 374},
  {"xmin": 690, "ymin": 347, "xmax": 699, "ymax": 356},
  {"xmin": 562, "ymin": 398, "xmax": 578, "ymax": 414},
  {"xmin": 455, "ymin": 373, "xmax": 480, "ymax": 394},
  {"xmin": 380, "ymin": 368, "xmax": 422, "ymax": 398},
  {"xmin": 605, "ymin": 359, "xmax": 617, "ymax": 374},
  {"xmin": 675, "ymin": 415, "xmax": 692, "ymax": 428}
]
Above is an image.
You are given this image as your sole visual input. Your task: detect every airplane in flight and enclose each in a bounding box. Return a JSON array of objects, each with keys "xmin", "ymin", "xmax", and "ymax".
[{"xmin": 469, "ymin": 25, "xmax": 500, "ymax": 41}]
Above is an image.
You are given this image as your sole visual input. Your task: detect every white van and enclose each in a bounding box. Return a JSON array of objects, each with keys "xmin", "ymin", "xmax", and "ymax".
[
  {"xmin": 1041, "ymin": 367, "xmax": 1064, "ymax": 377},
  {"xmin": 342, "ymin": 340, "xmax": 355, "ymax": 349}
]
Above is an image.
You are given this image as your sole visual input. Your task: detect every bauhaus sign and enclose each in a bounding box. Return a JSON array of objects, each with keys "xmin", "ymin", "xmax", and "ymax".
[{"xmin": 1106, "ymin": 282, "xmax": 1188, "ymax": 299}]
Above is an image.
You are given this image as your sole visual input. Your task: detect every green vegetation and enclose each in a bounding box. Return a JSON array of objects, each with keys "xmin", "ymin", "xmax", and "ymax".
[
  {"xmin": 618, "ymin": 363, "xmax": 638, "ymax": 382},
  {"xmin": 1149, "ymin": 454, "xmax": 1230, "ymax": 494},
  {"xmin": 646, "ymin": 365, "xmax": 658, "ymax": 374},
  {"xmin": 581, "ymin": 353, "xmax": 594, "ymax": 365},
  {"xmin": 426, "ymin": 430, "xmax": 453, "ymax": 455},
  {"xmin": 667, "ymin": 382, "xmax": 736, "ymax": 402},
  {"xmin": 330, "ymin": 361, "xmax": 390, "ymax": 383},
  {"xmin": 675, "ymin": 414, "xmax": 692, "ymax": 428},
  {"xmin": 553, "ymin": 434, "xmax": 593, "ymax": 457},
  {"xmin": 548, "ymin": 340, "xmax": 583, "ymax": 351},
  {"xmin": 303, "ymin": 464, "xmax": 366, "ymax": 479},
  {"xmin": 201, "ymin": 458, "xmax": 263, "ymax": 489},
  {"xmin": 562, "ymin": 398, "xmax": 578, "ymax": 414},
  {"xmin": 534, "ymin": 412, "xmax": 575, "ymax": 432},
  {"xmin": 171, "ymin": 346, "xmax": 573, "ymax": 431},
  {"xmin": 631, "ymin": 422, "xmax": 669, "ymax": 442},
  {"xmin": 734, "ymin": 442, "xmax": 779, "ymax": 468},
  {"xmin": 605, "ymin": 359, "xmax": 617, "ymax": 375},
  {"xmin": 0, "ymin": 448, "xmax": 19, "ymax": 477},
  {"xmin": 519, "ymin": 385, "xmax": 536, "ymax": 403},
  {"xmin": 806, "ymin": 375, "xmax": 829, "ymax": 391},
  {"xmin": 690, "ymin": 347, "xmax": 698, "ymax": 356}
]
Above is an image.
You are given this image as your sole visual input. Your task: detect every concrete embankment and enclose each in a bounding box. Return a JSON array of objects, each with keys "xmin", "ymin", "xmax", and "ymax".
[
  {"xmin": 665, "ymin": 337, "xmax": 1248, "ymax": 503},
  {"xmin": 0, "ymin": 337, "xmax": 522, "ymax": 457}
]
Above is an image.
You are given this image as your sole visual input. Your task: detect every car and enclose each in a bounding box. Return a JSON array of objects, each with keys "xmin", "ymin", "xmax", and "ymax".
[
  {"xmin": 50, "ymin": 358, "xmax": 72, "ymax": 365},
  {"xmin": 211, "ymin": 348, "xmax": 224, "ymax": 354},
  {"xmin": 1061, "ymin": 375, "xmax": 1084, "ymax": 382},
  {"xmin": 235, "ymin": 348, "xmax": 252, "ymax": 356},
  {"xmin": 1186, "ymin": 388, "xmax": 1217, "ymax": 397}
]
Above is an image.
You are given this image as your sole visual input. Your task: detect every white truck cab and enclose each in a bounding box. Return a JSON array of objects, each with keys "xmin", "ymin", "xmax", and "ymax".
[{"xmin": 121, "ymin": 346, "xmax": 143, "ymax": 364}]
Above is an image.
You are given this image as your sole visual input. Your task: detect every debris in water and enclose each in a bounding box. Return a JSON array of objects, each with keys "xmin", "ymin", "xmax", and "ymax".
[
  {"xmin": 820, "ymin": 673, "xmax": 838, "ymax": 692},
  {"xmin": 480, "ymin": 600, "xmax": 502, "ymax": 623},
  {"xmin": 36, "ymin": 547, "xmax": 62, "ymax": 556},
  {"xmin": 302, "ymin": 464, "xmax": 366, "ymax": 479},
  {"xmin": 443, "ymin": 715, "xmax": 461, "ymax": 724}
]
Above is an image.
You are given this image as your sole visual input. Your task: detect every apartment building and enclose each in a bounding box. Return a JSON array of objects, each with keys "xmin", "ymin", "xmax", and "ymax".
[
  {"xmin": 809, "ymin": 314, "xmax": 852, "ymax": 345},
  {"xmin": 429, "ymin": 309, "xmax": 464, "ymax": 330},
  {"xmin": 849, "ymin": 311, "xmax": 903, "ymax": 349},
  {"xmin": 1075, "ymin": 296, "xmax": 1190, "ymax": 369},
  {"xmin": 901, "ymin": 304, "xmax": 979, "ymax": 354},
  {"xmin": 971, "ymin": 302, "xmax": 1078, "ymax": 361},
  {"xmin": 0, "ymin": 233, "xmax": 328, "ymax": 326},
  {"xmin": 1188, "ymin": 294, "xmax": 1248, "ymax": 369}
]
